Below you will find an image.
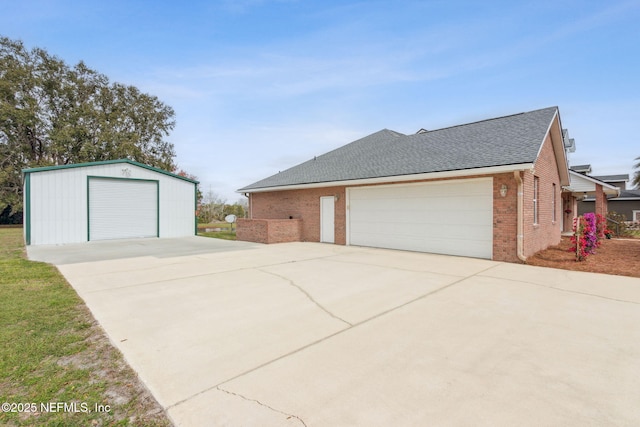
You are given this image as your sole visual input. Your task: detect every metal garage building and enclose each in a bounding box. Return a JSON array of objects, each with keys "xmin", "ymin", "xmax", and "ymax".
[{"xmin": 23, "ymin": 159, "xmax": 198, "ymax": 245}]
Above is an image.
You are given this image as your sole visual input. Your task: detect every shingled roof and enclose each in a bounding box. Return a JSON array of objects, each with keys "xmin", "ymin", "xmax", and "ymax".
[{"xmin": 239, "ymin": 106, "xmax": 560, "ymax": 192}]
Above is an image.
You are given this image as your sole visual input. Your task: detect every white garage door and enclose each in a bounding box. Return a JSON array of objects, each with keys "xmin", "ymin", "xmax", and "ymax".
[
  {"xmin": 88, "ymin": 178, "xmax": 158, "ymax": 241},
  {"xmin": 348, "ymin": 178, "xmax": 493, "ymax": 258}
]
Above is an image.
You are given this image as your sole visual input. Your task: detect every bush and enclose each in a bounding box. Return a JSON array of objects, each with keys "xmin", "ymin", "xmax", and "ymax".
[
  {"xmin": 606, "ymin": 211, "xmax": 628, "ymax": 236},
  {"xmin": 570, "ymin": 213, "xmax": 606, "ymax": 261}
]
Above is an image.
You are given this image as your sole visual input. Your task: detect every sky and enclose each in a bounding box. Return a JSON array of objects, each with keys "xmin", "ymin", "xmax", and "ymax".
[{"xmin": 2, "ymin": 0, "xmax": 639, "ymax": 200}]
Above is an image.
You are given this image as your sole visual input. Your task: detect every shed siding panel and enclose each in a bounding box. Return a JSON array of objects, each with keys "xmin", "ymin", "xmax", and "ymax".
[{"xmin": 30, "ymin": 168, "xmax": 87, "ymax": 245}]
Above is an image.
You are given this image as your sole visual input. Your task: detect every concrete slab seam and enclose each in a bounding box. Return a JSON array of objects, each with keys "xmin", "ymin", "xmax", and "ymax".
[
  {"xmin": 79, "ymin": 254, "xmax": 357, "ymax": 295},
  {"xmin": 167, "ymin": 263, "xmax": 503, "ymax": 410},
  {"xmin": 215, "ymin": 386, "xmax": 307, "ymax": 427},
  {"xmin": 258, "ymin": 268, "xmax": 353, "ymax": 326},
  {"xmin": 479, "ymin": 273, "xmax": 640, "ymax": 305},
  {"xmin": 323, "ymin": 256, "xmax": 469, "ymax": 277}
]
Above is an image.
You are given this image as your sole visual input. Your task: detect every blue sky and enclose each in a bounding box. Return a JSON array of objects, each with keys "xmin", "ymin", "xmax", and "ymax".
[{"xmin": 2, "ymin": 0, "xmax": 639, "ymax": 200}]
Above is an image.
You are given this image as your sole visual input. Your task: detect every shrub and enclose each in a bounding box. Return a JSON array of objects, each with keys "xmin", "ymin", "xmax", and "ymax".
[{"xmin": 569, "ymin": 213, "xmax": 604, "ymax": 261}]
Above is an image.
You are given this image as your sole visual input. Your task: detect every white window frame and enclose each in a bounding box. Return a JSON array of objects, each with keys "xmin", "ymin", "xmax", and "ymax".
[
  {"xmin": 633, "ymin": 210, "xmax": 640, "ymax": 222},
  {"xmin": 552, "ymin": 183, "xmax": 556, "ymax": 223}
]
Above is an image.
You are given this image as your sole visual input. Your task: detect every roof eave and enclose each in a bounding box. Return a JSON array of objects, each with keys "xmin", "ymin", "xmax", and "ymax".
[
  {"xmin": 22, "ymin": 159, "xmax": 199, "ymax": 184},
  {"xmin": 237, "ymin": 163, "xmax": 535, "ymax": 193},
  {"xmin": 540, "ymin": 108, "xmax": 570, "ymax": 186},
  {"xmin": 564, "ymin": 170, "xmax": 621, "ymax": 197}
]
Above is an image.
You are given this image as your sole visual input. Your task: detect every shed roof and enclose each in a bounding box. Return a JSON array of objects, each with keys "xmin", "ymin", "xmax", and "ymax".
[
  {"xmin": 22, "ymin": 159, "xmax": 199, "ymax": 184},
  {"xmin": 239, "ymin": 106, "xmax": 562, "ymax": 192}
]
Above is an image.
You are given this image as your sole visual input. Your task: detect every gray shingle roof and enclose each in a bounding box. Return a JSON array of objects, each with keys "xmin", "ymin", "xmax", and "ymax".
[
  {"xmin": 239, "ymin": 106, "xmax": 559, "ymax": 191},
  {"xmin": 592, "ymin": 174, "xmax": 629, "ymax": 182},
  {"xmin": 583, "ymin": 189, "xmax": 640, "ymax": 201}
]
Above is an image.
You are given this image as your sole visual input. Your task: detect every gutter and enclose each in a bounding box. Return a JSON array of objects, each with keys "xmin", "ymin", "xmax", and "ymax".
[
  {"xmin": 239, "ymin": 163, "xmax": 535, "ymax": 194},
  {"xmin": 514, "ymin": 171, "xmax": 526, "ymax": 262}
]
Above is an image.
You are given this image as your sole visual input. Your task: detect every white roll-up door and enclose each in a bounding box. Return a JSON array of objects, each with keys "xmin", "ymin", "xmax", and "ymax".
[
  {"xmin": 348, "ymin": 178, "xmax": 493, "ymax": 259},
  {"xmin": 88, "ymin": 177, "xmax": 158, "ymax": 241}
]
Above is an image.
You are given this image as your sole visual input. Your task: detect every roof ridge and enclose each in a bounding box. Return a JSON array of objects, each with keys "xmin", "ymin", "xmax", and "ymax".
[{"xmin": 419, "ymin": 106, "xmax": 558, "ymax": 134}]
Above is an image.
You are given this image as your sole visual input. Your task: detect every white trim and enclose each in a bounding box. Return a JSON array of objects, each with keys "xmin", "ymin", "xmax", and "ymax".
[
  {"xmin": 240, "ymin": 163, "xmax": 534, "ymax": 193},
  {"xmin": 320, "ymin": 196, "xmax": 335, "ymax": 243},
  {"xmin": 552, "ymin": 183, "xmax": 557, "ymax": 223},
  {"xmin": 633, "ymin": 210, "xmax": 640, "ymax": 222},
  {"xmin": 535, "ymin": 108, "xmax": 558, "ymax": 160},
  {"xmin": 564, "ymin": 170, "xmax": 620, "ymax": 194},
  {"xmin": 345, "ymin": 187, "xmax": 351, "ymax": 246},
  {"xmin": 533, "ymin": 176, "xmax": 539, "ymax": 225}
]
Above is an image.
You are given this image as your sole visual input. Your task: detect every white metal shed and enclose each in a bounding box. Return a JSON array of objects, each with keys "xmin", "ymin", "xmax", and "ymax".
[{"xmin": 23, "ymin": 159, "xmax": 198, "ymax": 245}]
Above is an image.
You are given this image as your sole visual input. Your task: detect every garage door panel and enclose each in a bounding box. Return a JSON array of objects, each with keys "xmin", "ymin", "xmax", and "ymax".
[
  {"xmin": 348, "ymin": 179, "xmax": 493, "ymax": 259},
  {"xmin": 89, "ymin": 178, "xmax": 158, "ymax": 241}
]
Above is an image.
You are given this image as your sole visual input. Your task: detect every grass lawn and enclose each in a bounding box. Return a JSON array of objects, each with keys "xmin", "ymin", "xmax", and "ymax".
[
  {"xmin": 0, "ymin": 228, "xmax": 170, "ymax": 426},
  {"xmin": 197, "ymin": 221, "xmax": 237, "ymax": 240},
  {"xmin": 197, "ymin": 221, "xmax": 235, "ymax": 230},
  {"xmin": 198, "ymin": 231, "xmax": 236, "ymax": 240}
]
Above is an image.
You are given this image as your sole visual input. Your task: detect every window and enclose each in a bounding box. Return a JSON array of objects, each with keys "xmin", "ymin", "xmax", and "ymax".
[
  {"xmin": 533, "ymin": 176, "xmax": 539, "ymax": 224},
  {"xmin": 633, "ymin": 210, "xmax": 640, "ymax": 222},
  {"xmin": 552, "ymin": 183, "xmax": 556, "ymax": 222}
]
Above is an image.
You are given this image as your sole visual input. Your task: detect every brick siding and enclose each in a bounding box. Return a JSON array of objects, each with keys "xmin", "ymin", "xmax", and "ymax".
[
  {"xmin": 248, "ymin": 186, "xmax": 346, "ymax": 244},
  {"xmin": 242, "ymin": 135, "xmax": 563, "ymax": 262},
  {"xmin": 236, "ymin": 218, "xmax": 302, "ymax": 244},
  {"xmin": 521, "ymin": 133, "xmax": 563, "ymax": 257}
]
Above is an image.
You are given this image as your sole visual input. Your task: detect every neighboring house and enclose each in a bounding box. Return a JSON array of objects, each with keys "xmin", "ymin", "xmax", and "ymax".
[
  {"xmin": 23, "ymin": 159, "xmax": 198, "ymax": 245},
  {"xmin": 576, "ymin": 171, "xmax": 640, "ymax": 221},
  {"xmin": 564, "ymin": 171, "xmax": 619, "ymax": 232},
  {"xmin": 237, "ymin": 107, "xmax": 575, "ymax": 262}
]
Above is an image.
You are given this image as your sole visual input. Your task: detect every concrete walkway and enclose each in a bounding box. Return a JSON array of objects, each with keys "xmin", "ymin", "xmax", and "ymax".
[{"xmin": 34, "ymin": 239, "xmax": 640, "ymax": 426}]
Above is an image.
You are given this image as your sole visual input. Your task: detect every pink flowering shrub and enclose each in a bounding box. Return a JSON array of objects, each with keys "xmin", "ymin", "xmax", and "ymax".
[{"xmin": 569, "ymin": 213, "xmax": 605, "ymax": 261}]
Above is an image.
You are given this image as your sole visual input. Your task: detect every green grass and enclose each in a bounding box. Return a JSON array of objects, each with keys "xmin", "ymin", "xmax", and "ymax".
[
  {"xmin": 197, "ymin": 221, "xmax": 237, "ymax": 240},
  {"xmin": 197, "ymin": 221, "xmax": 234, "ymax": 230},
  {"xmin": 624, "ymin": 229, "xmax": 640, "ymax": 238},
  {"xmin": 0, "ymin": 228, "xmax": 170, "ymax": 426},
  {"xmin": 198, "ymin": 231, "xmax": 236, "ymax": 240}
]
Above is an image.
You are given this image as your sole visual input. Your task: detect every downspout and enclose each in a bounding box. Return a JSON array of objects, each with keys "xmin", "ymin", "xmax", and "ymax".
[
  {"xmin": 514, "ymin": 171, "xmax": 526, "ymax": 262},
  {"xmin": 244, "ymin": 192, "xmax": 252, "ymax": 219}
]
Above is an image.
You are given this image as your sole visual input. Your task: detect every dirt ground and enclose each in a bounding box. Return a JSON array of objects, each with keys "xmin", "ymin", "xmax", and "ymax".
[{"xmin": 527, "ymin": 236, "xmax": 640, "ymax": 278}]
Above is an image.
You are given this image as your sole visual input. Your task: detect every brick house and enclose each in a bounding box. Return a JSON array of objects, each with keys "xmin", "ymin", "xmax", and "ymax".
[{"xmin": 237, "ymin": 107, "xmax": 573, "ymax": 262}]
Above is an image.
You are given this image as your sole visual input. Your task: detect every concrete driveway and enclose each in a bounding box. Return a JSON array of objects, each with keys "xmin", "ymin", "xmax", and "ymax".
[{"xmin": 32, "ymin": 238, "xmax": 640, "ymax": 426}]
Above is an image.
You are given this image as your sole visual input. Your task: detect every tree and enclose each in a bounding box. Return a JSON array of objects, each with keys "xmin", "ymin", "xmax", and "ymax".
[
  {"xmin": 222, "ymin": 203, "xmax": 246, "ymax": 219},
  {"xmin": 175, "ymin": 169, "xmax": 202, "ymax": 206},
  {"xmin": 0, "ymin": 36, "xmax": 177, "ymax": 219},
  {"xmin": 633, "ymin": 156, "xmax": 640, "ymax": 189},
  {"xmin": 198, "ymin": 191, "xmax": 226, "ymax": 223}
]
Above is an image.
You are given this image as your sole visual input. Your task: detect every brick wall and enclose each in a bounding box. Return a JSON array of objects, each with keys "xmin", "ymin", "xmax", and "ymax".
[
  {"xmin": 595, "ymin": 184, "xmax": 608, "ymax": 217},
  {"xmin": 521, "ymin": 134, "xmax": 563, "ymax": 257},
  {"xmin": 236, "ymin": 218, "xmax": 268, "ymax": 243},
  {"xmin": 249, "ymin": 186, "xmax": 346, "ymax": 244},
  {"xmin": 492, "ymin": 173, "xmax": 519, "ymax": 262},
  {"xmin": 236, "ymin": 218, "xmax": 302, "ymax": 244}
]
